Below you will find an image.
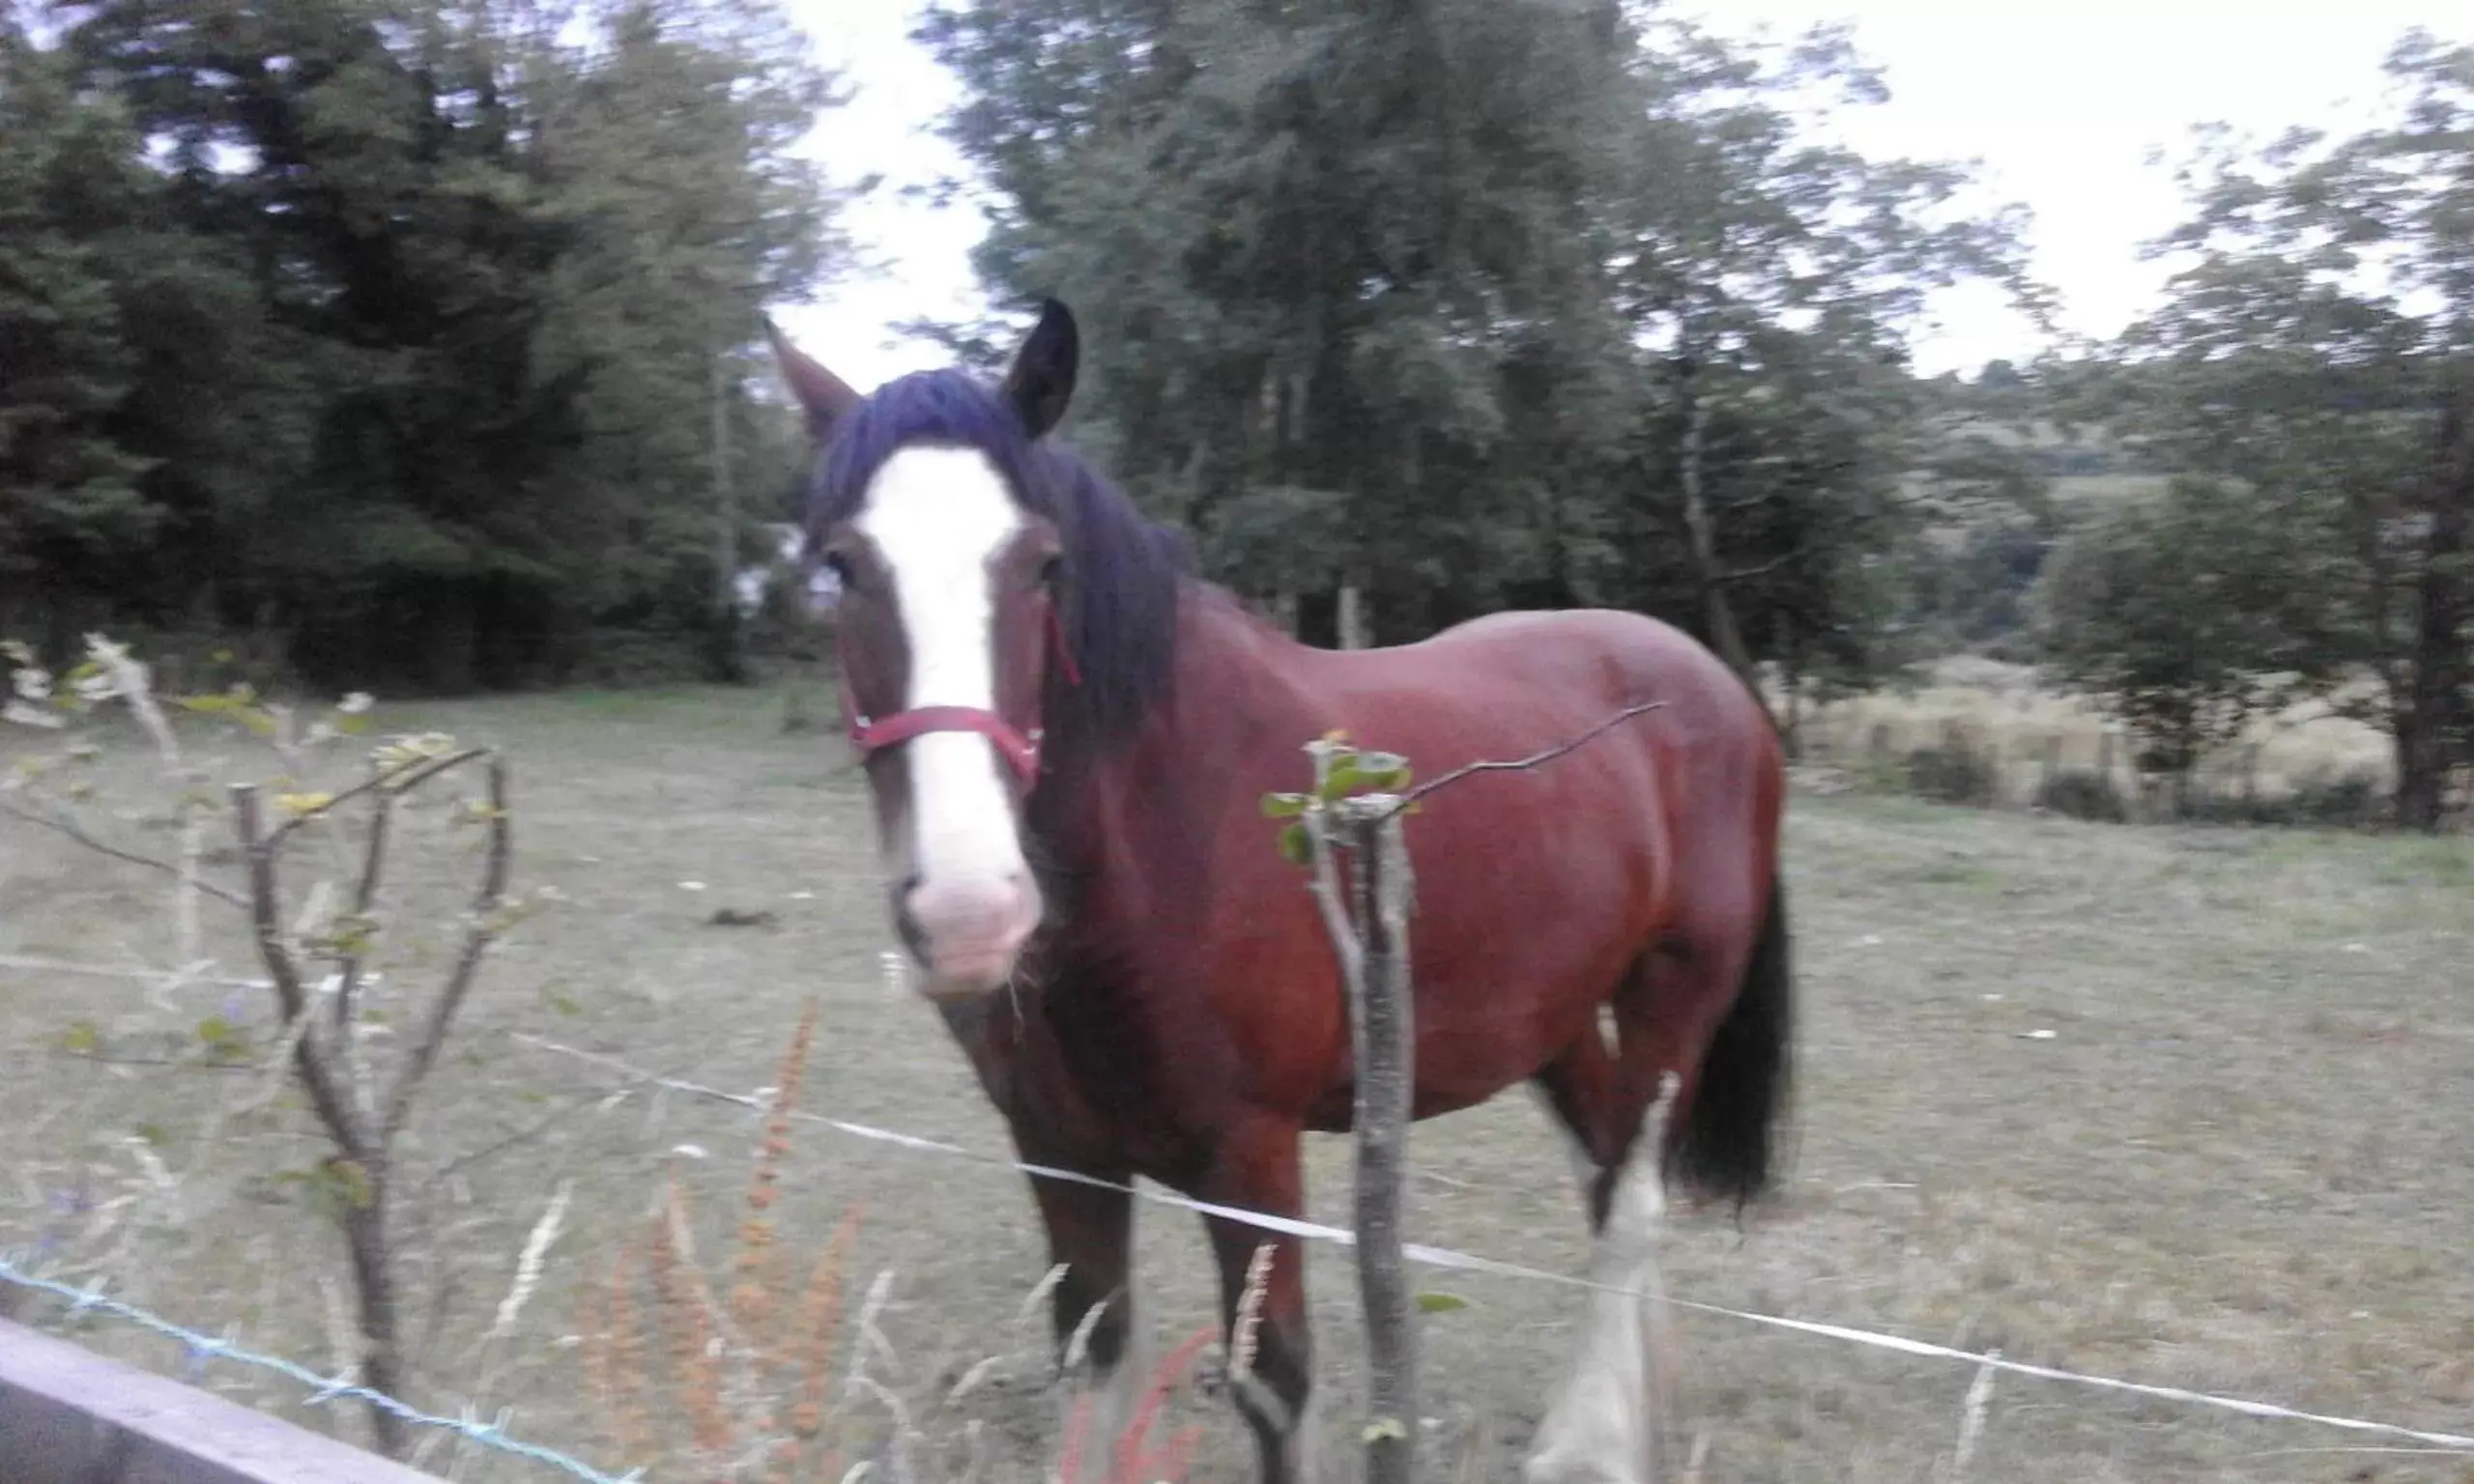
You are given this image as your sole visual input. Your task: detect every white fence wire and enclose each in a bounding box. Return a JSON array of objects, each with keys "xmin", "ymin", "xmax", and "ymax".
[{"xmin": 4, "ymin": 949, "xmax": 2471, "ymax": 1476}]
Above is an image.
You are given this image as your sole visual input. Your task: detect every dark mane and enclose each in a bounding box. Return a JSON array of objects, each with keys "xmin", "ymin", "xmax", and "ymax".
[{"xmin": 809, "ymin": 368, "xmax": 1194, "ymax": 749}]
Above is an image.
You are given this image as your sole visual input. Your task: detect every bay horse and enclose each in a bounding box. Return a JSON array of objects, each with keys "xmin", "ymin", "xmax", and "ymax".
[{"xmin": 766, "ymin": 300, "xmax": 1793, "ymax": 1484}]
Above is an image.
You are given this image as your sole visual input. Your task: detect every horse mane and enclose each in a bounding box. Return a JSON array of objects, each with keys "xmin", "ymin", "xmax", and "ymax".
[{"xmin": 810, "ymin": 368, "xmax": 1195, "ymax": 751}]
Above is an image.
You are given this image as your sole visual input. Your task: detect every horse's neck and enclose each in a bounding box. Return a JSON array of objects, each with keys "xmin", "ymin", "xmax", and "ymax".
[{"xmin": 1040, "ymin": 586, "xmax": 1303, "ymax": 908}]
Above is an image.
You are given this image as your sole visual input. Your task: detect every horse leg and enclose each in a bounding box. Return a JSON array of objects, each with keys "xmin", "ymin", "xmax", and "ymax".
[
  {"xmin": 1522, "ymin": 957, "xmax": 1702, "ymax": 1484},
  {"xmin": 1021, "ymin": 1157, "xmax": 1146, "ymax": 1484},
  {"xmin": 1197, "ymin": 1116, "xmax": 1319, "ymax": 1484},
  {"xmin": 1526, "ymin": 887, "xmax": 1787, "ymax": 1484}
]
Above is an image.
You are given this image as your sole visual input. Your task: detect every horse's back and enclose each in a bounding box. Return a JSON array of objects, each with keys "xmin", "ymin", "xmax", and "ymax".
[
  {"xmin": 1220, "ymin": 602, "xmax": 1781, "ymax": 1118},
  {"xmin": 1307, "ymin": 605, "xmax": 1776, "ymax": 779}
]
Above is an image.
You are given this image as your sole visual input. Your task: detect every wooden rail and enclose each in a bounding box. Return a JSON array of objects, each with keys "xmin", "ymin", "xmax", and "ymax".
[{"xmin": 0, "ymin": 1317, "xmax": 443, "ymax": 1484}]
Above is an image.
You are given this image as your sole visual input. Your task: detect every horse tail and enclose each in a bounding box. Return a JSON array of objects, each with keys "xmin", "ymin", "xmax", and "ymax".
[{"xmin": 1669, "ymin": 870, "xmax": 1795, "ymax": 1211}]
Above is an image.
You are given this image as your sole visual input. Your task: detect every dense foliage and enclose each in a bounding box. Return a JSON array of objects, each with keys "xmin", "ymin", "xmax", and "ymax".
[
  {"xmin": 913, "ymin": 0, "xmax": 2052, "ymax": 697},
  {"xmin": 1, "ymin": 0, "xmax": 844, "ymax": 689},
  {"xmin": 7, "ymin": 0, "xmax": 2466, "ymax": 824}
]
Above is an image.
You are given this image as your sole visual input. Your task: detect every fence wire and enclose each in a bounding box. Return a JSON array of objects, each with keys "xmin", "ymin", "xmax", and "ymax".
[
  {"xmin": 7, "ymin": 951, "xmax": 2474, "ymax": 1469},
  {"xmin": 0, "ymin": 1255, "xmax": 641, "ymax": 1482}
]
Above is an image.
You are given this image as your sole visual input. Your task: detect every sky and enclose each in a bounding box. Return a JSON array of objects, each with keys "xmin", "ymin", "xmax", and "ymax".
[{"xmin": 770, "ymin": 1, "xmax": 2445, "ymax": 391}]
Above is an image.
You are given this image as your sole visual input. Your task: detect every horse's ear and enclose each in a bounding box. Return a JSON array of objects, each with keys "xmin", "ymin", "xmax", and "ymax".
[
  {"xmin": 764, "ymin": 315, "xmax": 861, "ymax": 440},
  {"xmin": 1001, "ymin": 299, "xmax": 1079, "ymax": 440}
]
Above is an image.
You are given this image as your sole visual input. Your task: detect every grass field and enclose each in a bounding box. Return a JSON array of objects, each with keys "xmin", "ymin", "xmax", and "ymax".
[{"xmin": 3, "ymin": 678, "xmax": 2470, "ymax": 1482}]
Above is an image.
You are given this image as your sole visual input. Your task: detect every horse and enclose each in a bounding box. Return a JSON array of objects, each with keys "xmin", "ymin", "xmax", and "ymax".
[{"xmin": 765, "ymin": 300, "xmax": 1794, "ymax": 1484}]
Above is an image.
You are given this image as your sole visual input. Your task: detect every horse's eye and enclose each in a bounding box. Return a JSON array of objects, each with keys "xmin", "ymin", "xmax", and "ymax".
[
  {"xmin": 820, "ymin": 550, "xmax": 854, "ymax": 585},
  {"xmin": 1036, "ymin": 555, "xmax": 1063, "ymax": 590}
]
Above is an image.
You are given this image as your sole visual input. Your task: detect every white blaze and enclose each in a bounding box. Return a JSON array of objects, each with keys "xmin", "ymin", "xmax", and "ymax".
[{"xmin": 856, "ymin": 445, "xmax": 1034, "ymax": 920}]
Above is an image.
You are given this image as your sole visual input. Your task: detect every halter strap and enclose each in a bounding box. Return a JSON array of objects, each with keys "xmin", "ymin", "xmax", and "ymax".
[
  {"xmin": 838, "ymin": 604, "xmax": 1078, "ymax": 790},
  {"xmin": 849, "ymin": 705, "xmax": 1043, "ymax": 786}
]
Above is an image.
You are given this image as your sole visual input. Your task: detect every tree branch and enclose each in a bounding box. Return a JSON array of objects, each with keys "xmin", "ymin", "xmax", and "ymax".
[
  {"xmin": 1380, "ymin": 700, "xmax": 1669, "ymax": 819},
  {"xmin": 0, "ymin": 795, "xmax": 249, "ymax": 908},
  {"xmin": 231, "ymin": 784, "xmax": 372, "ymax": 1163},
  {"xmin": 381, "ymin": 755, "xmax": 512, "ymax": 1143},
  {"xmin": 266, "ymin": 747, "xmax": 488, "ymax": 853},
  {"xmin": 1301, "ymin": 805, "xmax": 1366, "ymax": 989},
  {"xmin": 1724, "ymin": 548, "xmax": 1802, "ymax": 583},
  {"xmin": 332, "ymin": 785, "xmax": 392, "ymax": 1038}
]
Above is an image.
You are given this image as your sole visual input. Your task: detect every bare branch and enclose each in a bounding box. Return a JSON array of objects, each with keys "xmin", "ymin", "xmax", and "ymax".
[
  {"xmin": 381, "ymin": 754, "xmax": 512, "ymax": 1142},
  {"xmin": 1346, "ymin": 805, "xmax": 1418, "ymax": 1484},
  {"xmin": 1301, "ymin": 810, "xmax": 1366, "ymax": 988},
  {"xmin": 231, "ymin": 784, "xmax": 371, "ymax": 1163},
  {"xmin": 1384, "ymin": 700, "xmax": 1669, "ymax": 817},
  {"xmin": 1723, "ymin": 547, "xmax": 1802, "ymax": 583},
  {"xmin": 333, "ymin": 785, "xmax": 393, "ymax": 1036},
  {"xmin": 265, "ymin": 746, "xmax": 488, "ymax": 853},
  {"xmin": 0, "ymin": 795, "xmax": 248, "ymax": 908}
]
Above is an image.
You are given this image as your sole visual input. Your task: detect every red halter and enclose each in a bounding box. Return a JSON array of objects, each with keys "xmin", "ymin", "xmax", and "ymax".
[{"xmin": 839, "ymin": 604, "xmax": 1080, "ymax": 790}]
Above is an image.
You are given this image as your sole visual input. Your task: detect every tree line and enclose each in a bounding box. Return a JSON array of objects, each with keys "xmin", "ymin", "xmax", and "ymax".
[
  {"xmin": 6, "ymin": 1, "xmax": 2466, "ymax": 828},
  {"xmin": 912, "ymin": 2, "xmax": 2470, "ymax": 832},
  {"xmin": 2, "ymin": 0, "xmax": 841, "ymax": 691}
]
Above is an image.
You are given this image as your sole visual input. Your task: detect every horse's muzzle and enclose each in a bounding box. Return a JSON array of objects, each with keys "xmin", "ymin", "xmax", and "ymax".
[{"xmin": 891, "ymin": 871, "xmax": 1038, "ymax": 998}]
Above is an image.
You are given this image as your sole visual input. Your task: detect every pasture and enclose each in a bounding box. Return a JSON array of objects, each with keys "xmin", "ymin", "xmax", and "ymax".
[{"xmin": 2, "ymin": 679, "xmax": 2469, "ymax": 1482}]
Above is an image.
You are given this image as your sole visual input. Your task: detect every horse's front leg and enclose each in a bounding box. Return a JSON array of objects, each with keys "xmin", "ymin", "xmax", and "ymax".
[
  {"xmin": 940, "ymin": 999, "xmax": 1148, "ymax": 1484},
  {"xmin": 1198, "ymin": 1115, "xmax": 1319, "ymax": 1484},
  {"xmin": 1017, "ymin": 1152, "xmax": 1145, "ymax": 1484}
]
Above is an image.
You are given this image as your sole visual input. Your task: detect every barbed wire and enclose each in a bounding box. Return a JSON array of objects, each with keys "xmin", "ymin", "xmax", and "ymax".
[
  {"xmin": 8, "ymin": 951, "xmax": 2474, "ymax": 1458},
  {"xmin": 0, "ymin": 1255, "xmax": 642, "ymax": 1483}
]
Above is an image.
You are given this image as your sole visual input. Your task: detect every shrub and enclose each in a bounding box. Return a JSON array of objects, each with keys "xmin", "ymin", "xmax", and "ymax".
[
  {"xmin": 2034, "ymin": 768, "xmax": 2128, "ymax": 822},
  {"xmin": 1906, "ymin": 741, "xmax": 1999, "ymax": 806}
]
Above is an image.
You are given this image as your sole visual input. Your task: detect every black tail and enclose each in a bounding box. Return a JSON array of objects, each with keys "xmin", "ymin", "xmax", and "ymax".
[{"xmin": 1668, "ymin": 872, "xmax": 1795, "ymax": 1210}]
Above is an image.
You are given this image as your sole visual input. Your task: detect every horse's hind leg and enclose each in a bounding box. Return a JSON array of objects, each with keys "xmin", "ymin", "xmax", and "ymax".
[
  {"xmin": 1532, "ymin": 956, "xmax": 1678, "ymax": 1229},
  {"xmin": 1524, "ymin": 957, "xmax": 1695, "ymax": 1484}
]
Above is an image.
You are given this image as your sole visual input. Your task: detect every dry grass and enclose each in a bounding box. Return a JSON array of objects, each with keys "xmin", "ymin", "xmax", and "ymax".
[
  {"xmin": 571, "ymin": 993, "xmax": 876, "ymax": 1480},
  {"xmin": 5, "ymin": 674, "xmax": 2472, "ymax": 1482},
  {"xmin": 1787, "ymin": 654, "xmax": 2395, "ymax": 806}
]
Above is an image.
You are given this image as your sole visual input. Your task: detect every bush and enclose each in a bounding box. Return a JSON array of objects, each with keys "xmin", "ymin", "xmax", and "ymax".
[
  {"xmin": 2185, "ymin": 770, "xmax": 2387, "ymax": 829},
  {"xmin": 1906, "ymin": 741, "xmax": 1999, "ymax": 806},
  {"xmin": 2034, "ymin": 768, "xmax": 2128, "ymax": 822}
]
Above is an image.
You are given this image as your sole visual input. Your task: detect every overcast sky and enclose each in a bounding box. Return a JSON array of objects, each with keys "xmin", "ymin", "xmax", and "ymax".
[{"xmin": 769, "ymin": 1, "xmax": 2441, "ymax": 391}]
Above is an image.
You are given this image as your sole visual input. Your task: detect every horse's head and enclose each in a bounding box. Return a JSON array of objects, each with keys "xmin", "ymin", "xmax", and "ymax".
[{"xmin": 767, "ymin": 302, "xmax": 1084, "ymax": 1000}]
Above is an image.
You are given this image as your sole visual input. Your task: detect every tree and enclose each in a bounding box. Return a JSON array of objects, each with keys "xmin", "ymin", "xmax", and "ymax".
[
  {"xmin": 16, "ymin": 0, "xmax": 850, "ymax": 691},
  {"xmin": 2036, "ymin": 474, "xmax": 2321, "ymax": 803},
  {"xmin": 917, "ymin": 0, "xmax": 2046, "ymax": 697},
  {"xmin": 0, "ymin": 23, "xmax": 158, "ymax": 654},
  {"xmin": 2114, "ymin": 28, "xmax": 2474, "ymax": 829}
]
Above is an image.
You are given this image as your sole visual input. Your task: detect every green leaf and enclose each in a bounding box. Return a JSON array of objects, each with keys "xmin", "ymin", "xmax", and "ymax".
[
  {"xmin": 1416, "ymin": 1291, "xmax": 1470, "ymax": 1314},
  {"xmin": 1363, "ymin": 1417, "xmax": 1409, "ymax": 1442},
  {"xmin": 1260, "ymin": 791, "xmax": 1309, "ymax": 818},
  {"xmin": 133, "ymin": 1121, "xmax": 172, "ymax": 1147},
  {"xmin": 1278, "ymin": 821, "xmax": 1312, "ymax": 867},
  {"xmin": 195, "ymin": 1015, "xmax": 238, "ymax": 1046},
  {"xmin": 60, "ymin": 1020, "xmax": 101, "ymax": 1056},
  {"xmin": 1318, "ymin": 756, "xmax": 1363, "ymax": 801}
]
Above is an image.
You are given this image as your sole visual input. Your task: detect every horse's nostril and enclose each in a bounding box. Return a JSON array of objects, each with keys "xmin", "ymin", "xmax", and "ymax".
[{"xmin": 889, "ymin": 874, "xmax": 931, "ymax": 964}]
